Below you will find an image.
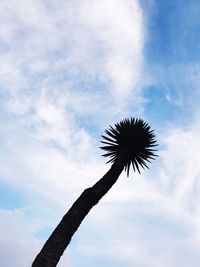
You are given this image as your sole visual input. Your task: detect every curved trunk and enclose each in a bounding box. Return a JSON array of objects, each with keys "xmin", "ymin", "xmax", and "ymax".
[{"xmin": 32, "ymin": 151, "xmax": 127, "ymax": 267}]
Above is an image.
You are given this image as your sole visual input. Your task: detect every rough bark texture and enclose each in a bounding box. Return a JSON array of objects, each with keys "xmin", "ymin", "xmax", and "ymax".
[{"xmin": 32, "ymin": 151, "xmax": 127, "ymax": 267}]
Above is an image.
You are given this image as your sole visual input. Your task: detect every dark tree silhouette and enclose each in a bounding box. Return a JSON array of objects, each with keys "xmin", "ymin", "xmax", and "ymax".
[{"xmin": 32, "ymin": 118, "xmax": 158, "ymax": 267}]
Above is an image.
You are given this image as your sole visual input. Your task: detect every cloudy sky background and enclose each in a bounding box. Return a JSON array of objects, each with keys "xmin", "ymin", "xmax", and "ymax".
[{"xmin": 0, "ymin": 0, "xmax": 200, "ymax": 266}]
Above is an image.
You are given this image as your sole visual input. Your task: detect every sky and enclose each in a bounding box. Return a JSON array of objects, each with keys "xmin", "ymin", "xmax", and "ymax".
[{"xmin": 0, "ymin": 0, "xmax": 200, "ymax": 266}]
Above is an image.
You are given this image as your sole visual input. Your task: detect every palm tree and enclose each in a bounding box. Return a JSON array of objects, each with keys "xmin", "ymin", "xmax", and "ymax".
[{"xmin": 32, "ymin": 118, "xmax": 158, "ymax": 267}]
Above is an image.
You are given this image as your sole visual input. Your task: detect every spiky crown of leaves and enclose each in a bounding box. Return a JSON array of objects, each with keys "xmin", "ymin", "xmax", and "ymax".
[{"xmin": 100, "ymin": 118, "xmax": 158, "ymax": 176}]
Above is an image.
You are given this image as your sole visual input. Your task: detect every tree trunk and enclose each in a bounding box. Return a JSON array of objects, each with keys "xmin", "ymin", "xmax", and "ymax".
[{"xmin": 32, "ymin": 150, "xmax": 128, "ymax": 267}]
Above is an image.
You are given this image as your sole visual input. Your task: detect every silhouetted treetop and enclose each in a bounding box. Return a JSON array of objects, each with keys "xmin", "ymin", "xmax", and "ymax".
[{"xmin": 100, "ymin": 118, "xmax": 158, "ymax": 176}]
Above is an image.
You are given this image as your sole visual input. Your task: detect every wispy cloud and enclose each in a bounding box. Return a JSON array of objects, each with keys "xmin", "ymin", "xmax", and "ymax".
[{"xmin": 0, "ymin": 209, "xmax": 40, "ymax": 266}]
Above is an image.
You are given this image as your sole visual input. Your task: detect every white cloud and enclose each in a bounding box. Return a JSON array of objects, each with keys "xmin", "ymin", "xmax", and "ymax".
[
  {"xmin": 157, "ymin": 119, "xmax": 200, "ymax": 231},
  {"xmin": 0, "ymin": 208, "xmax": 72, "ymax": 267},
  {"xmin": 78, "ymin": 0, "xmax": 145, "ymax": 98},
  {"xmin": 0, "ymin": 209, "xmax": 40, "ymax": 267},
  {"xmin": 72, "ymin": 197, "xmax": 200, "ymax": 267},
  {"xmin": 0, "ymin": 0, "xmax": 144, "ymax": 99}
]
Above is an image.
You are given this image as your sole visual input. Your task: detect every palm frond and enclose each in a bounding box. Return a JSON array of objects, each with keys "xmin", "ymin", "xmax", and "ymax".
[{"xmin": 100, "ymin": 118, "xmax": 158, "ymax": 176}]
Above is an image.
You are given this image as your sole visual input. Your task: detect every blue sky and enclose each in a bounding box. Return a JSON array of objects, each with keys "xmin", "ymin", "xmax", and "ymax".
[{"xmin": 0, "ymin": 0, "xmax": 200, "ymax": 266}]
